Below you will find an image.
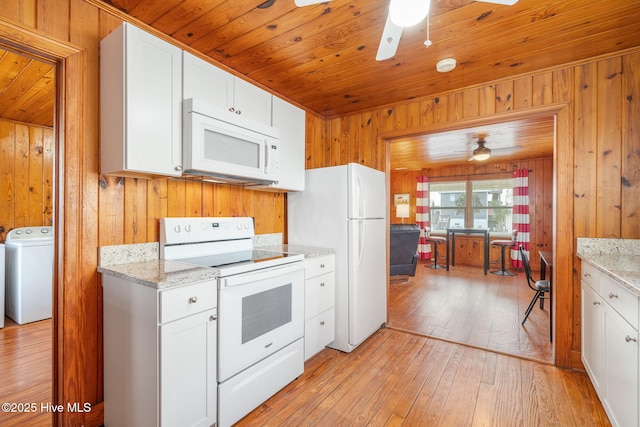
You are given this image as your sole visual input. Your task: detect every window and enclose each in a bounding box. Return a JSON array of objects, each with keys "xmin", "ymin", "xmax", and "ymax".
[{"xmin": 429, "ymin": 178, "xmax": 513, "ymax": 234}]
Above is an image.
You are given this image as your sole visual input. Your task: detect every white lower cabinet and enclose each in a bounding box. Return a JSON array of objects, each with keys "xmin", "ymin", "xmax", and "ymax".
[
  {"xmin": 304, "ymin": 254, "xmax": 336, "ymax": 360},
  {"xmin": 580, "ymin": 260, "xmax": 639, "ymax": 427},
  {"xmin": 103, "ymin": 275, "xmax": 217, "ymax": 427}
]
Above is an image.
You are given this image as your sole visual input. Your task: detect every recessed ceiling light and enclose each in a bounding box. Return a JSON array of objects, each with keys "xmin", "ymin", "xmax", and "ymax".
[{"xmin": 436, "ymin": 58, "xmax": 456, "ymax": 73}]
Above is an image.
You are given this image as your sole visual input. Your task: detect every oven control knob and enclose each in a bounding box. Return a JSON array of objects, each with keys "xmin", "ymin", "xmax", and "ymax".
[
  {"xmin": 237, "ymin": 224, "xmax": 242, "ymax": 230},
  {"xmin": 174, "ymin": 225, "xmax": 180, "ymax": 233},
  {"xmin": 185, "ymin": 225, "xmax": 191, "ymax": 232}
]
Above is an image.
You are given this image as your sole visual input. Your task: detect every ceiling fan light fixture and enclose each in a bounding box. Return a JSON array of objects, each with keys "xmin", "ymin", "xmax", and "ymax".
[
  {"xmin": 389, "ymin": 0, "xmax": 430, "ymax": 28},
  {"xmin": 472, "ymin": 146, "xmax": 491, "ymax": 161},
  {"xmin": 436, "ymin": 58, "xmax": 456, "ymax": 73}
]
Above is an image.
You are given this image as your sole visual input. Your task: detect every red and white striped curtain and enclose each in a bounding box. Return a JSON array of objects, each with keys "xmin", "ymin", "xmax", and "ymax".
[
  {"xmin": 416, "ymin": 176, "xmax": 432, "ymax": 259},
  {"xmin": 511, "ymin": 169, "xmax": 530, "ymax": 268}
]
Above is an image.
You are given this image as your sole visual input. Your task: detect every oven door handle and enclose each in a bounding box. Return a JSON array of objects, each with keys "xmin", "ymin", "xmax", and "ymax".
[{"xmin": 220, "ymin": 262, "xmax": 304, "ymax": 288}]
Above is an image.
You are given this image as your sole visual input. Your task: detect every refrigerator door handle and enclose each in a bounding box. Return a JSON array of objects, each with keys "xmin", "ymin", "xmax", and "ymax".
[
  {"xmin": 356, "ymin": 174, "xmax": 365, "ymax": 219},
  {"xmin": 358, "ymin": 220, "xmax": 365, "ymax": 266}
]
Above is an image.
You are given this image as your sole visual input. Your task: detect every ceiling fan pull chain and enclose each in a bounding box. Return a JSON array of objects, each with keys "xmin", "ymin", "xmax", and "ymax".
[{"xmin": 424, "ymin": 12, "xmax": 432, "ymax": 47}]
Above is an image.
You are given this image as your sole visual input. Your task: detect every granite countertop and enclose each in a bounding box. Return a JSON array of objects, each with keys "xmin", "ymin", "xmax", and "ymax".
[
  {"xmin": 97, "ymin": 241, "xmax": 333, "ymax": 289},
  {"xmin": 257, "ymin": 244, "xmax": 335, "ymax": 259},
  {"xmin": 577, "ymin": 238, "xmax": 640, "ymax": 296},
  {"xmin": 97, "ymin": 242, "xmax": 219, "ymax": 289},
  {"xmin": 98, "ymin": 259, "xmax": 219, "ymax": 289}
]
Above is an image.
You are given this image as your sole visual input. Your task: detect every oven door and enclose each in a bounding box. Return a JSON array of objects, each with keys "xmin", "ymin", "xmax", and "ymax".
[{"xmin": 218, "ymin": 262, "xmax": 304, "ymax": 382}]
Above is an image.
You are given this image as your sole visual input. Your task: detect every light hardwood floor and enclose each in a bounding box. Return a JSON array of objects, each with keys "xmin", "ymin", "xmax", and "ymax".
[
  {"xmin": 0, "ymin": 317, "xmax": 52, "ymax": 427},
  {"xmin": 388, "ymin": 261, "xmax": 553, "ymax": 362},
  {"xmin": 238, "ymin": 261, "xmax": 608, "ymax": 426}
]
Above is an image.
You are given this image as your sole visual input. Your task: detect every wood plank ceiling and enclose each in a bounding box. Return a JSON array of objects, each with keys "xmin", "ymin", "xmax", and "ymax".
[
  {"xmin": 0, "ymin": 48, "xmax": 55, "ymax": 127},
  {"xmin": 100, "ymin": 0, "xmax": 640, "ymax": 119}
]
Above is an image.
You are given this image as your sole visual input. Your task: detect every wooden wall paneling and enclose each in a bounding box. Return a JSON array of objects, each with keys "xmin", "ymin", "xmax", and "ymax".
[
  {"xmin": 98, "ymin": 176, "xmax": 124, "ymax": 246},
  {"xmin": 463, "ymin": 89, "xmax": 479, "ymax": 119},
  {"xmin": 184, "ymin": 180, "xmax": 202, "ymax": 217},
  {"xmin": 0, "ymin": 120, "xmax": 15, "ymax": 235},
  {"xmin": 13, "ymin": 122, "xmax": 29, "ymax": 227},
  {"xmin": 166, "ymin": 179, "xmax": 186, "ymax": 217},
  {"xmin": 147, "ymin": 178, "xmax": 168, "ymax": 241},
  {"xmin": 573, "ymin": 62, "xmax": 598, "ymax": 240},
  {"xmin": 349, "ymin": 114, "xmax": 360, "ymax": 164},
  {"xmin": 42, "ymin": 124, "xmax": 53, "ymax": 225},
  {"xmin": 514, "ymin": 76, "xmax": 533, "ymax": 110},
  {"xmin": 532, "ymin": 72, "xmax": 553, "ymax": 107},
  {"xmin": 419, "ymin": 98, "xmax": 435, "ymax": 126},
  {"xmin": 406, "ymin": 101, "xmax": 420, "ymax": 130},
  {"xmin": 27, "ymin": 126, "xmax": 43, "ymax": 224},
  {"xmin": 123, "ymin": 178, "xmax": 147, "ymax": 243},
  {"xmin": 621, "ymin": 52, "xmax": 640, "ymax": 237},
  {"xmin": 479, "ymin": 85, "xmax": 496, "ymax": 116},
  {"xmin": 433, "ymin": 96, "xmax": 447, "ymax": 124},
  {"xmin": 448, "ymin": 92, "xmax": 464, "ymax": 122},
  {"xmin": 495, "ymin": 81, "xmax": 514, "ymax": 113},
  {"xmin": 595, "ymin": 57, "xmax": 623, "ymax": 238},
  {"xmin": 328, "ymin": 116, "xmax": 340, "ymax": 167},
  {"xmin": 360, "ymin": 111, "xmax": 373, "ymax": 168},
  {"xmin": 339, "ymin": 115, "xmax": 350, "ymax": 165},
  {"xmin": 37, "ymin": 0, "xmax": 70, "ymax": 41},
  {"xmin": 0, "ymin": 1, "xmax": 36, "ymax": 27}
]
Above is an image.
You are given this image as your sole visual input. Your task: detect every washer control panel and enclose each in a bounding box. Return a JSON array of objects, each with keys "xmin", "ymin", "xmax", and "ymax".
[{"xmin": 6, "ymin": 226, "xmax": 54, "ymax": 241}]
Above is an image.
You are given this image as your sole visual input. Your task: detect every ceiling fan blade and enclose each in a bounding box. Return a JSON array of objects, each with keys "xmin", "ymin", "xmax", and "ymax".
[
  {"xmin": 294, "ymin": 0, "xmax": 330, "ymax": 6},
  {"xmin": 376, "ymin": 15, "xmax": 403, "ymax": 61},
  {"xmin": 475, "ymin": 0, "xmax": 519, "ymax": 5}
]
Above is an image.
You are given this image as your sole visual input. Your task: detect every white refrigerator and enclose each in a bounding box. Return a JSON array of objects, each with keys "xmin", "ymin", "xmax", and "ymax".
[{"xmin": 288, "ymin": 163, "xmax": 386, "ymax": 353}]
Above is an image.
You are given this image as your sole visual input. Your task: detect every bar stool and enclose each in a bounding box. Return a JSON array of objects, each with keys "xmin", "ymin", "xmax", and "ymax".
[
  {"xmin": 425, "ymin": 236, "xmax": 447, "ymax": 269},
  {"xmin": 490, "ymin": 239, "xmax": 517, "ymax": 276}
]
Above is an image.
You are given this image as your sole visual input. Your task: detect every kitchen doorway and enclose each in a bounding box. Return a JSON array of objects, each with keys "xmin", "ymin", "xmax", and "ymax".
[
  {"xmin": 385, "ymin": 112, "xmax": 556, "ymax": 363},
  {"xmin": 0, "ymin": 45, "xmax": 56, "ymax": 426}
]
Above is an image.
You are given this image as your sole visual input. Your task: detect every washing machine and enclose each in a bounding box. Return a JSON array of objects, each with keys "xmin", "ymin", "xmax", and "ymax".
[
  {"xmin": 0, "ymin": 243, "xmax": 4, "ymax": 328},
  {"xmin": 5, "ymin": 226, "xmax": 54, "ymax": 325}
]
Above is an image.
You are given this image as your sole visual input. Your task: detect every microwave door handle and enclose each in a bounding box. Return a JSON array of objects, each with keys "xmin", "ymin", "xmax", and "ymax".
[{"xmin": 264, "ymin": 140, "xmax": 270, "ymax": 173}]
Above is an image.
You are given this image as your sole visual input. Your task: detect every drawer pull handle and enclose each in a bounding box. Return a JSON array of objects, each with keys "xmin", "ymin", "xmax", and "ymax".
[
  {"xmin": 320, "ymin": 321, "xmax": 325, "ymax": 326},
  {"xmin": 583, "ymin": 272, "xmax": 591, "ymax": 278},
  {"xmin": 188, "ymin": 296, "xmax": 198, "ymax": 304},
  {"xmin": 608, "ymin": 292, "xmax": 618, "ymax": 299},
  {"xmin": 320, "ymin": 263, "xmax": 325, "ymax": 268},
  {"xmin": 592, "ymin": 300, "xmax": 600, "ymax": 305},
  {"xmin": 320, "ymin": 282, "xmax": 325, "ymax": 287},
  {"xmin": 625, "ymin": 335, "xmax": 638, "ymax": 343}
]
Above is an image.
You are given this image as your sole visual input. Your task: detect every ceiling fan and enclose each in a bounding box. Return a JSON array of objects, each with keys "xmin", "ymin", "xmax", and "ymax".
[
  {"xmin": 468, "ymin": 134, "xmax": 523, "ymax": 161},
  {"xmin": 291, "ymin": 0, "xmax": 519, "ymax": 61}
]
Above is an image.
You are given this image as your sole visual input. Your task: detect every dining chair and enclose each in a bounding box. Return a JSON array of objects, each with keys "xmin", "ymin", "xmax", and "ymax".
[{"xmin": 519, "ymin": 245, "xmax": 552, "ymax": 341}]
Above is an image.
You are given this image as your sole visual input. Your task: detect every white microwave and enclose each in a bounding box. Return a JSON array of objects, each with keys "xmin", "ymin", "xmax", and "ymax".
[{"xmin": 183, "ymin": 98, "xmax": 280, "ymax": 185}]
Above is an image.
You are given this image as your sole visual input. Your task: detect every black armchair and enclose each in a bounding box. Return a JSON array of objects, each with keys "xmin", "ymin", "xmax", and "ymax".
[{"xmin": 390, "ymin": 223, "xmax": 420, "ymax": 280}]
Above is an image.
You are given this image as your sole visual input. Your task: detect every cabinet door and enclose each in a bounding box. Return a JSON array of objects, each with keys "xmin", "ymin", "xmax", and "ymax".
[
  {"xmin": 160, "ymin": 308, "xmax": 217, "ymax": 427},
  {"xmin": 101, "ymin": 23, "xmax": 182, "ymax": 177},
  {"xmin": 581, "ymin": 282, "xmax": 603, "ymax": 392},
  {"xmin": 233, "ymin": 78, "xmax": 272, "ymax": 125},
  {"xmin": 183, "ymin": 51, "xmax": 234, "ymax": 111},
  {"xmin": 270, "ymin": 96, "xmax": 306, "ymax": 191},
  {"xmin": 603, "ymin": 305, "xmax": 638, "ymax": 427},
  {"xmin": 125, "ymin": 23, "xmax": 182, "ymax": 175}
]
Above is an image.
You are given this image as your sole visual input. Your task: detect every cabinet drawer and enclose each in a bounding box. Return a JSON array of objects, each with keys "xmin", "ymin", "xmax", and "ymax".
[
  {"xmin": 581, "ymin": 262, "xmax": 601, "ymax": 293},
  {"xmin": 305, "ymin": 272, "xmax": 335, "ymax": 320},
  {"xmin": 159, "ymin": 280, "xmax": 217, "ymax": 324},
  {"xmin": 602, "ymin": 274, "xmax": 639, "ymax": 330},
  {"xmin": 305, "ymin": 255, "xmax": 335, "ymax": 279},
  {"xmin": 304, "ymin": 308, "xmax": 335, "ymax": 360}
]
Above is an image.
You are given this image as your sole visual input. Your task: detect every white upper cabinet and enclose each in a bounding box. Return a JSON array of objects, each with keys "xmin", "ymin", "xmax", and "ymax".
[
  {"xmin": 100, "ymin": 22, "xmax": 183, "ymax": 177},
  {"xmin": 183, "ymin": 52, "xmax": 272, "ymax": 126},
  {"xmin": 269, "ymin": 96, "xmax": 306, "ymax": 192}
]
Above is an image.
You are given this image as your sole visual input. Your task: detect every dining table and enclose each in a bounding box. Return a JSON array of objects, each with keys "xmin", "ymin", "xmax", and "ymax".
[{"xmin": 446, "ymin": 228, "xmax": 490, "ymax": 275}]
